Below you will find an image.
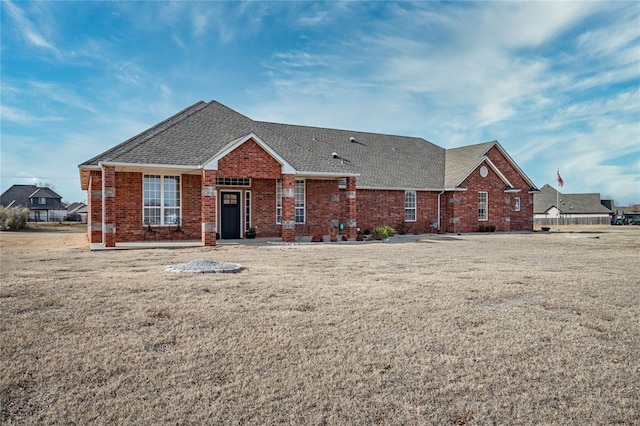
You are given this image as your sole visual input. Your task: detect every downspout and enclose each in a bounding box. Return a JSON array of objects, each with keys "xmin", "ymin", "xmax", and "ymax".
[{"xmin": 437, "ymin": 190, "xmax": 445, "ymax": 232}]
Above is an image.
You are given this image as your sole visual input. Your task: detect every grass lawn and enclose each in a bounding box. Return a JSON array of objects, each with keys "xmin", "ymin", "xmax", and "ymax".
[{"xmin": 1, "ymin": 226, "xmax": 638, "ymax": 424}]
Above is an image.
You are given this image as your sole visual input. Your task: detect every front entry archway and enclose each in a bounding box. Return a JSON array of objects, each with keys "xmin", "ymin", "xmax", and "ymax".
[{"xmin": 220, "ymin": 191, "xmax": 241, "ymax": 239}]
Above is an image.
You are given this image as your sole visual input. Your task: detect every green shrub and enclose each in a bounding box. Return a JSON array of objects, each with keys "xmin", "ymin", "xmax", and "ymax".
[
  {"xmin": 0, "ymin": 206, "xmax": 30, "ymax": 231},
  {"xmin": 371, "ymin": 225, "xmax": 396, "ymax": 239}
]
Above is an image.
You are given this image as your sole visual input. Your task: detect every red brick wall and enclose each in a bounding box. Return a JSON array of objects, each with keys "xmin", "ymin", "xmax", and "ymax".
[
  {"xmin": 443, "ymin": 147, "xmax": 534, "ymax": 233},
  {"xmin": 108, "ymin": 172, "xmax": 202, "ymax": 243},
  {"xmin": 201, "ymin": 169, "xmax": 217, "ymax": 246},
  {"xmin": 251, "ymin": 178, "xmax": 279, "ymax": 237},
  {"xmin": 182, "ymin": 174, "xmax": 202, "ymax": 240},
  {"xmin": 245, "ymin": 178, "xmax": 344, "ymax": 238},
  {"xmin": 215, "ymin": 139, "xmax": 285, "ymax": 239},
  {"xmin": 355, "ymin": 189, "xmax": 439, "ymax": 234},
  {"xmin": 484, "ymin": 146, "xmax": 533, "ymax": 231},
  {"xmin": 87, "ymin": 140, "xmax": 533, "ymax": 244},
  {"xmin": 114, "ymin": 172, "xmax": 143, "ymax": 241},
  {"xmin": 217, "ymin": 139, "xmax": 282, "ymax": 179},
  {"xmin": 88, "ymin": 171, "xmax": 102, "ymax": 243},
  {"xmin": 307, "ymin": 180, "xmax": 341, "ymax": 235}
]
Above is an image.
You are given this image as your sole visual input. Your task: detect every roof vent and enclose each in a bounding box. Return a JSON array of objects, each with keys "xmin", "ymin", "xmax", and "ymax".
[
  {"xmin": 332, "ymin": 152, "xmax": 338, "ymax": 158},
  {"xmin": 349, "ymin": 136, "xmax": 356, "ymax": 143}
]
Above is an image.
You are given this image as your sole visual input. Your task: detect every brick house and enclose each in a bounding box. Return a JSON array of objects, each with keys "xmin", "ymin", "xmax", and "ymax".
[{"xmin": 78, "ymin": 101, "xmax": 538, "ymax": 247}]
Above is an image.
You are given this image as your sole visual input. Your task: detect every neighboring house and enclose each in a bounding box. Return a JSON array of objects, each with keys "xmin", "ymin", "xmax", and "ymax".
[
  {"xmin": 78, "ymin": 100, "xmax": 538, "ymax": 247},
  {"xmin": 0, "ymin": 184, "xmax": 67, "ymax": 222},
  {"xmin": 533, "ymin": 184, "xmax": 612, "ymax": 226},
  {"xmin": 65, "ymin": 202, "xmax": 88, "ymax": 222}
]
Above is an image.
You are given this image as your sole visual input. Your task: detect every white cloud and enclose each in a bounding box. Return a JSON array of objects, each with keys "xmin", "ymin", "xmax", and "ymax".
[
  {"xmin": 2, "ymin": 0, "xmax": 59, "ymax": 54},
  {"xmin": 0, "ymin": 105, "xmax": 62, "ymax": 124}
]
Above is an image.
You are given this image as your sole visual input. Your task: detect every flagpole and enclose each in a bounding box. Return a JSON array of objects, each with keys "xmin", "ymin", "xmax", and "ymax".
[
  {"xmin": 557, "ymin": 178, "xmax": 560, "ymax": 231},
  {"xmin": 556, "ymin": 168, "xmax": 563, "ymax": 231}
]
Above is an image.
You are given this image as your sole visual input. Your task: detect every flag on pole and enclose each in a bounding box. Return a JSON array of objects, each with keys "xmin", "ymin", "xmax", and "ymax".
[{"xmin": 557, "ymin": 169, "xmax": 564, "ymax": 188}]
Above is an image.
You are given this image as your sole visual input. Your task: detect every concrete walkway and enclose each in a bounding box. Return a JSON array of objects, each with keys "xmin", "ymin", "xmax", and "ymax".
[
  {"xmin": 89, "ymin": 233, "xmax": 461, "ymax": 250},
  {"xmin": 89, "ymin": 237, "xmax": 283, "ymax": 250}
]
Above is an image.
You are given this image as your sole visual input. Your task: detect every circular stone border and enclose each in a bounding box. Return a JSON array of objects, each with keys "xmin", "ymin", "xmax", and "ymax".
[{"xmin": 165, "ymin": 259, "xmax": 244, "ymax": 274}]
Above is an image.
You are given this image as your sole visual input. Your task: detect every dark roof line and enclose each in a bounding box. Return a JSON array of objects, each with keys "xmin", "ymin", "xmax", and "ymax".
[{"xmin": 80, "ymin": 101, "xmax": 209, "ymax": 167}]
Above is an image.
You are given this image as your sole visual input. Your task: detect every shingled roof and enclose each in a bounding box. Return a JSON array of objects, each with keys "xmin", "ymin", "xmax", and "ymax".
[
  {"xmin": 0, "ymin": 185, "xmax": 63, "ymax": 208},
  {"xmin": 79, "ymin": 100, "xmax": 533, "ymax": 190},
  {"xmin": 534, "ymin": 184, "xmax": 611, "ymax": 214}
]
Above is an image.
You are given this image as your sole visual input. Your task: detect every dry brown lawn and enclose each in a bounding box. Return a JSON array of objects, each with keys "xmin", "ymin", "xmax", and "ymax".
[{"xmin": 1, "ymin": 225, "xmax": 639, "ymax": 424}]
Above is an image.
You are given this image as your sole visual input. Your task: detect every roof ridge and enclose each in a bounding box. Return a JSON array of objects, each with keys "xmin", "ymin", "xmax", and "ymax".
[
  {"xmin": 446, "ymin": 140, "xmax": 497, "ymax": 152},
  {"xmin": 256, "ymin": 120, "xmax": 433, "ymax": 142},
  {"xmin": 80, "ymin": 101, "xmax": 209, "ymax": 166}
]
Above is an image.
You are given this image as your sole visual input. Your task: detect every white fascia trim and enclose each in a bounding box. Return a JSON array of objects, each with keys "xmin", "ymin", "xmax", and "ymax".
[
  {"xmin": 202, "ymin": 132, "xmax": 297, "ymax": 174},
  {"xmin": 356, "ymin": 186, "xmax": 467, "ymax": 192},
  {"xmin": 456, "ymin": 157, "xmax": 514, "ymax": 188},
  {"xmin": 486, "ymin": 157, "xmax": 514, "ymax": 187},
  {"xmin": 483, "ymin": 142, "xmax": 538, "ymax": 190},
  {"xmin": 79, "ymin": 165, "xmax": 101, "ymax": 171},
  {"xmin": 96, "ymin": 162, "xmax": 201, "ymax": 178},
  {"xmin": 295, "ymin": 171, "xmax": 360, "ymax": 178},
  {"xmin": 97, "ymin": 161, "xmax": 199, "ymax": 170}
]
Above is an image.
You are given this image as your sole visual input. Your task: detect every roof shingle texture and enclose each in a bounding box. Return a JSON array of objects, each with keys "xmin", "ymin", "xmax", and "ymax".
[
  {"xmin": 1, "ymin": 185, "xmax": 63, "ymax": 208},
  {"xmin": 534, "ymin": 184, "xmax": 611, "ymax": 214},
  {"xmin": 80, "ymin": 100, "xmax": 503, "ymax": 189}
]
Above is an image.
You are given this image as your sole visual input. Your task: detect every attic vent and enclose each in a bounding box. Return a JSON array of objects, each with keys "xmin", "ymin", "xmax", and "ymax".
[
  {"xmin": 312, "ymin": 136, "xmax": 319, "ymax": 142},
  {"xmin": 349, "ymin": 136, "xmax": 356, "ymax": 143}
]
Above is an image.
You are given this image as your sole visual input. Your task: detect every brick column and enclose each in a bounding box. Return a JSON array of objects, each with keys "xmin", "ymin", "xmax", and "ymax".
[
  {"xmin": 281, "ymin": 174, "xmax": 296, "ymax": 242},
  {"xmin": 346, "ymin": 176, "xmax": 357, "ymax": 239},
  {"xmin": 201, "ymin": 169, "xmax": 217, "ymax": 246},
  {"xmin": 102, "ymin": 165, "xmax": 116, "ymax": 247},
  {"xmin": 88, "ymin": 171, "xmax": 102, "ymax": 243}
]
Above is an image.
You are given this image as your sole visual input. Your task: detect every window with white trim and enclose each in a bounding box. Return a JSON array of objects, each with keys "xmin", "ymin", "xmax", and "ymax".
[
  {"xmin": 245, "ymin": 191, "xmax": 251, "ymax": 230},
  {"xmin": 514, "ymin": 197, "xmax": 521, "ymax": 212},
  {"xmin": 478, "ymin": 191, "xmax": 488, "ymax": 221},
  {"xmin": 405, "ymin": 191, "xmax": 416, "ymax": 222},
  {"xmin": 143, "ymin": 175, "xmax": 181, "ymax": 225},
  {"xmin": 276, "ymin": 180, "xmax": 282, "ymax": 224},
  {"xmin": 216, "ymin": 177, "xmax": 251, "ymax": 187},
  {"xmin": 295, "ymin": 180, "xmax": 305, "ymax": 223},
  {"xmin": 275, "ymin": 179, "xmax": 305, "ymax": 224}
]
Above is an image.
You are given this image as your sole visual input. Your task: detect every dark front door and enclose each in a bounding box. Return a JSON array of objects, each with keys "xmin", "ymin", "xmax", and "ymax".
[{"xmin": 221, "ymin": 192, "xmax": 241, "ymax": 239}]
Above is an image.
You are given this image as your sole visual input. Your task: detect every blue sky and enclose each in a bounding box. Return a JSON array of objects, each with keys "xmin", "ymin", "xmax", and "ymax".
[{"xmin": 1, "ymin": 1, "xmax": 639, "ymax": 206}]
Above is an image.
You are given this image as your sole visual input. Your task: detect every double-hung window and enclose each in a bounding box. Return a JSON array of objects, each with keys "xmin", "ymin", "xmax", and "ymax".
[
  {"xmin": 405, "ymin": 191, "xmax": 417, "ymax": 222},
  {"xmin": 478, "ymin": 191, "xmax": 488, "ymax": 221},
  {"xmin": 295, "ymin": 180, "xmax": 305, "ymax": 223},
  {"xmin": 276, "ymin": 180, "xmax": 283, "ymax": 224},
  {"xmin": 143, "ymin": 175, "xmax": 181, "ymax": 225},
  {"xmin": 245, "ymin": 191, "xmax": 251, "ymax": 230},
  {"xmin": 275, "ymin": 179, "xmax": 305, "ymax": 224}
]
